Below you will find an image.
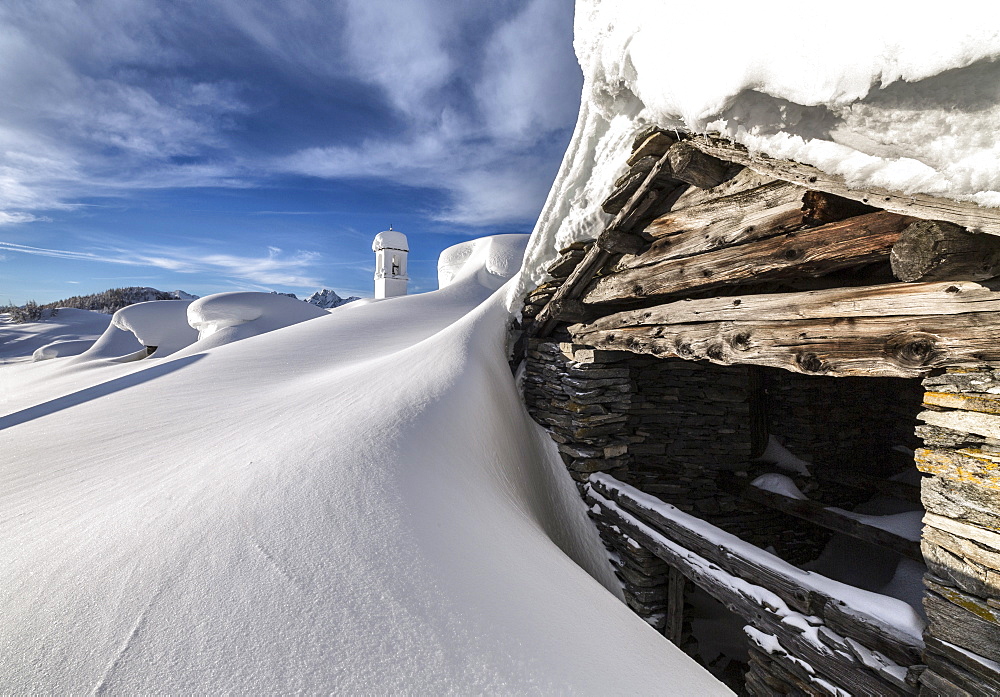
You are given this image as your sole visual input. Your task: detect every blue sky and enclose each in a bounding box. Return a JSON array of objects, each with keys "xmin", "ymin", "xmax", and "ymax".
[{"xmin": 0, "ymin": 0, "xmax": 581, "ymax": 305}]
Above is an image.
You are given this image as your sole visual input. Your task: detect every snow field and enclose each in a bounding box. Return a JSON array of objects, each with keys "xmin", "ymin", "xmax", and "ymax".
[{"xmin": 0, "ymin": 235, "xmax": 729, "ymax": 693}]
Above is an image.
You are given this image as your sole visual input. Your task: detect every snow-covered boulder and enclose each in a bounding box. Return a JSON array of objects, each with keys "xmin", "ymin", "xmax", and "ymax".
[{"xmin": 187, "ymin": 292, "xmax": 329, "ymax": 349}]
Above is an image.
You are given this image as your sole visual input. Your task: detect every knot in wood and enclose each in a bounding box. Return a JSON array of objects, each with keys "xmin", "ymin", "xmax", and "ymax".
[
  {"xmin": 706, "ymin": 344, "xmax": 725, "ymax": 361},
  {"xmin": 886, "ymin": 331, "xmax": 941, "ymax": 367},
  {"xmin": 676, "ymin": 342, "xmax": 693, "ymax": 357},
  {"xmin": 730, "ymin": 332, "xmax": 752, "ymax": 351},
  {"xmin": 796, "ymin": 352, "xmax": 827, "ymax": 373},
  {"xmin": 783, "ymin": 248, "xmax": 801, "ymax": 261}
]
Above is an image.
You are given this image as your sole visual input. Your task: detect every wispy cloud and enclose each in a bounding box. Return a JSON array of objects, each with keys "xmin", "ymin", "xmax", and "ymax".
[
  {"xmin": 0, "ymin": 240, "xmax": 321, "ymax": 287},
  {"xmin": 0, "ymin": 0, "xmax": 580, "ymax": 228}
]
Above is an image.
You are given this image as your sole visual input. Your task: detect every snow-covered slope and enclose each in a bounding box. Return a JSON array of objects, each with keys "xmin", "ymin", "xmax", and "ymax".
[
  {"xmin": 0, "ymin": 234, "xmax": 727, "ymax": 694},
  {"xmin": 513, "ymin": 1, "xmax": 1000, "ymax": 303},
  {"xmin": 0, "ymin": 308, "xmax": 111, "ymax": 365}
]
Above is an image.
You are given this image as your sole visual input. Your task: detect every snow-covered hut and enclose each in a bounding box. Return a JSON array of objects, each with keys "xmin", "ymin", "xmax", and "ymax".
[{"xmin": 519, "ymin": 125, "xmax": 1000, "ymax": 696}]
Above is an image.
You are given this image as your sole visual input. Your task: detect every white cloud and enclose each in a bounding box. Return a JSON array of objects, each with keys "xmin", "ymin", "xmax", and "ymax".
[
  {"xmin": 0, "ymin": 240, "xmax": 321, "ymax": 287},
  {"xmin": 0, "ymin": 0, "xmax": 580, "ymax": 228}
]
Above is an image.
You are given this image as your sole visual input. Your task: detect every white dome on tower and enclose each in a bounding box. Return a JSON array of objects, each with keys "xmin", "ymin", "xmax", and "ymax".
[{"xmin": 372, "ymin": 227, "xmax": 408, "ymax": 252}]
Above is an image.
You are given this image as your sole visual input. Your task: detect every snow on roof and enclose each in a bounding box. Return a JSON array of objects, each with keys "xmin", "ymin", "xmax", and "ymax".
[
  {"xmin": 510, "ymin": 0, "xmax": 1000, "ymax": 307},
  {"xmin": 372, "ymin": 228, "xmax": 409, "ymax": 252},
  {"xmin": 0, "ymin": 234, "xmax": 729, "ymax": 694}
]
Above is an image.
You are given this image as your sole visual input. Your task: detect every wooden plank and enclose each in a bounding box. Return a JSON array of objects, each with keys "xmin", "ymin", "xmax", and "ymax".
[
  {"xmin": 686, "ymin": 134, "xmax": 1000, "ymax": 237},
  {"xmin": 588, "ymin": 489, "xmax": 911, "ymax": 695},
  {"xmin": 569, "ymin": 311, "xmax": 1000, "ymax": 378},
  {"xmin": 725, "ymin": 480, "xmax": 923, "ymax": 560},
  {"xmin": 584, "ymin": 211, "xmax": 915, "ymax": 305},
  {"xmin": 821, "ymin": 600, "xmax": 924, "ymax": 667},
  {"xmin": 588, "ymin": 477, "xmax": 817, "ymax": 614},
  {"xmin": 666, "ymin": 565, "xmax": 684, "ymax": 644},
  {"xmin": 667, "ymin": 141, "xmax": 730, "ymax": 189},
  {"xmin": 573, "ymin": 281, "xmax": 1000, "ymax": 334},
  {"xmin": 668, "ymin": 166, "xmax": 776, "ymax": 211},
  {"xmin": 534, "ymin": 150, "xmax": 686, "ymax": 337},
  {"xmin": 628, "ymin": 131, "xmax": 677, "ymax": 166},
  {"xmin": 891, "ymin": 219, "xmax": 1000, "ymax": 282},
  {"xmin": 637, "ymin": 179, "xmax": 811, "ymax": 256},
  {"xmin": 533, "ymin": 245, "xmax": 611, "ymax": 336},
  {"xmin": 589, "ymin": 475, "xmax": 924, "ymax": 666}
]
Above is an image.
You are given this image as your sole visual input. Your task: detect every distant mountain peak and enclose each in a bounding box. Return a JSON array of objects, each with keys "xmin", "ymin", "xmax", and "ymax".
[{"xmin": 304, "ymin": 289, "xmax": 360, "ymax": 309}]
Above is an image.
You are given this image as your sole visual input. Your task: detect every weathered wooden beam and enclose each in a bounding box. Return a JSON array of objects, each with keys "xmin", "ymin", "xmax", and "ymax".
[
  {"xmin": 891, "ymin": 219, "xmax": 1000, "ymax": 282},
  {"xmin": 685, "ymin": 134, "xmax": 1000, "ymax": 237},
  {"xmin": 588, "ymin": 475, "xmax": 924, "ymax": 666},
  {"xmin": 532, "ymin": 244, "xmax": 611, "ymax": 336},
  {"xmin": 588, "ymin": 476, "xmax": 817, "ymax": 614},
  {"xmin": 666, "ymin": 566, "xmax": 684, "ymax": 645},
  {"xmin": 667, "ymin": 141, "xmax": 731, "ymax": 189},
  {"xmin": 571, "ymin": 311, "xmax": 1000, "ymax": 378},
  {"xmin": 584, "ymin": 211, "xmax": 915, "ymax": 304},
  {"xmin": 638, "ymin": 179, "xmax": 811, "ymax": 258},
  {"xmin": 574, "ymin": 281, "xmax": 1000, "ymax": 334},
  {"xmin": 628, "ymin": 131, "xmax": 677, "ymax": 166},
  {"xmin": 588, "ymin": 487, "xmax": 914, "ymax": 694},
  {"xmin": 724, "ymin": 479, "xmax": 923, "ymax": 560},
  {"xmin": 534, "ymin": 150, "xmax": 687, "ymax": 337}
]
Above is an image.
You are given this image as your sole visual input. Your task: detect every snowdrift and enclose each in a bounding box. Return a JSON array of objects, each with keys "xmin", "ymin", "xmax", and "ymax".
[
  {"xmin": 514, "ymin": 1, "xmax": 1000, "ymax": 302},
  {"xmin": 0, "ymin": 308, "xmax": 111, "ymax": 365},
  {"xmin": 0, "ymin": 234, "xmax": 727, "ymax": 693}
]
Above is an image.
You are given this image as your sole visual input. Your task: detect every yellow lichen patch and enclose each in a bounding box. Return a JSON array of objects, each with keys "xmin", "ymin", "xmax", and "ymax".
[
  {"xmin": 924, "ymin": 391, "xmax": 1000, "ymax": 415},
  {"xmin": 937, "ymin": 585, "xmax": 1000, "ymax": 624},
  {"xmin": 916, "ymin": 448, "xmax": 1000, "ymax": 490}
]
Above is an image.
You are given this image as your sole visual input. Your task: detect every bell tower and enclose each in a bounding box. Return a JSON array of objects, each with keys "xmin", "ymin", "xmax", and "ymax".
[{"xmin": 373, "ymin": 226, "xmax": 409, "ymax": 299}]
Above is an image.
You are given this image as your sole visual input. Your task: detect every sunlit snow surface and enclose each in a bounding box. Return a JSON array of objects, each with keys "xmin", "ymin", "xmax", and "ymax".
[
  {"xmin": 514, "ymin": 1, "xmax": 1000, "ymax": 303},
  {"xmin": 0, "ymin": 235, "xmax": 728, "ymax": 694}
]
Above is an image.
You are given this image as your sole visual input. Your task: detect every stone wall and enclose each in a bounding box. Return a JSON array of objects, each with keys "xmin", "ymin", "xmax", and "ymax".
[{"xmin": 914, "ymin": 366, "xmax": 1000, "ymax": 695}]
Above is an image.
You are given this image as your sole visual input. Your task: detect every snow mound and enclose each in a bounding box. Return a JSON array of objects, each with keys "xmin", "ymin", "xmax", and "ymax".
[
  {"xmin": 438, "ymin": 234, "xmax": 531, "ymax": 289},
  {"xmin": 186, "ymin": 292, "xmax": 329, "ymax": 349},
  {"xmin": 0, "ymin": 234, "xmax": 726, "ymax": 694},
  {"xmin": 112, "ymin": 300, "xmax": 199, "ymax": 358},
  {"xmin": 31, "ymin": 340, "xmax": 94, "ymax": 362},
  {"xmin": 511, "ymin": 2, "xmax": 1000, "ymax": 304},
  {"xmin": 0, "ymin": 308, "xmax": 112, "ymax": 365}
]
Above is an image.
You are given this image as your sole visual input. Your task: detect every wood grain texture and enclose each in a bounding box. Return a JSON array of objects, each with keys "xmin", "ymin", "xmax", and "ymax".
[
  {"xmin": 686, "ymin": 134, "xmax": 1000, "ymax": 236},
  {"xmin": 571, "ymin": 311, "xmax": 1000, "ymax": 378},
  {"xmin": 891, "ymin": 219, "xmax": 1000, "ymax": 282},
  {"xmin": 585, "ymin": 211, "xmax": 915, "ymax": 304},
  {"xmin": 574, "ymin": 281, "xmax": 1000, "ymax": 333}
]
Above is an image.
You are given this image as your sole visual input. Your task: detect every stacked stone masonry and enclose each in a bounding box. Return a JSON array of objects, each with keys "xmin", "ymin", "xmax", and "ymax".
[
  {"xmin": 916, "ymin": 365, "xmax": 1000, "ymax": 696},
  {"xmin": 522, "ymin": 291, "xmax": 1000, "ymax": 693}
]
